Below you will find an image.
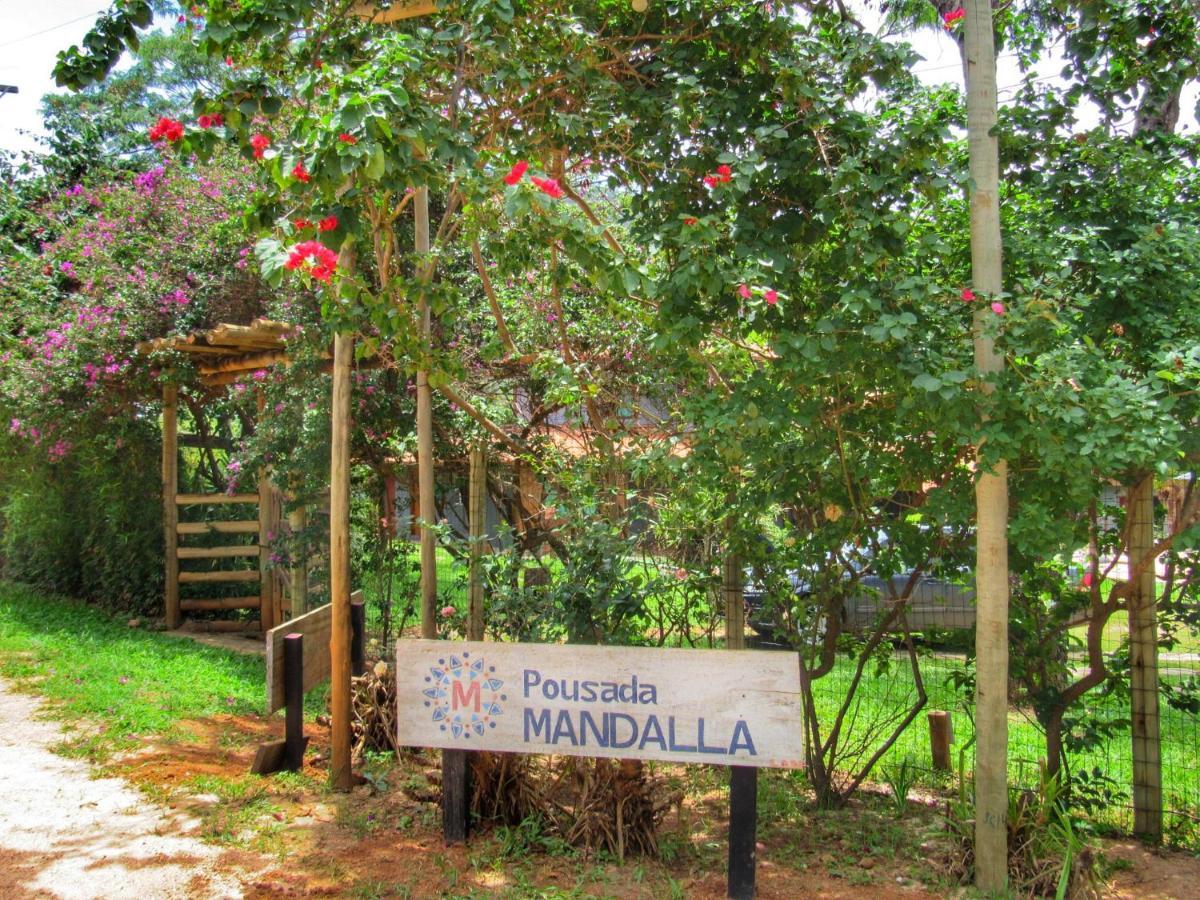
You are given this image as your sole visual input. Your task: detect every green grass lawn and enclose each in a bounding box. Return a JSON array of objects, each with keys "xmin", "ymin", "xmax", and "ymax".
[{"xmin": 0, "ymin": 581, "xmax": 268, "ymax": 760}]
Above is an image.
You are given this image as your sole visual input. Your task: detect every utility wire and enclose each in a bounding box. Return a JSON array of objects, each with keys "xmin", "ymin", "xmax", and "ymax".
[{"xmin": 0, "ymin": 9, "xmax": 105, "ymax": 51}]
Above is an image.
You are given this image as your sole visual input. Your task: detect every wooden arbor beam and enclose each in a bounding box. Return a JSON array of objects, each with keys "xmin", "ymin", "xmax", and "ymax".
[{"xmin": 348, "ymin": 1, "xmax": 438, "ymax": 24}]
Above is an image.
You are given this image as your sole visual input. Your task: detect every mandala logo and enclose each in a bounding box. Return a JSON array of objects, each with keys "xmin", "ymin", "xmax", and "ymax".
[{"xmin": 423, "ymin": 651, "xmax": 506, "ymax": 740}]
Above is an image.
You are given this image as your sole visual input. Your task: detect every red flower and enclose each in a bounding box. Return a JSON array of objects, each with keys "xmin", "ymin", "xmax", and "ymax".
[
  {"xmin": 716, "ymin": 164, "xmax": 732, "ymax": 180},
  {"xmin": 284, "ymin": 240, "xmax": 339, "ymax": 282},
  {"xmin": 310, "ymin": 264, "xmax": 334, "ymax": 283},
  {"xmin": 313, "ymin": 59, "xmax": 324, "ymax": 69},
  {"xmin": 292, "ymin": 218, "xmax": 312, "ymax": 230},
  {"xmin": 250, "ymin": 133, "xmax": 270, "ymax": 159},
  {"xmin": 683, "ymin": 217, "xmax": 698, "ymax": 226},
  {"xmin": 338, "ymin": 132, "xmax": 357, "ymax": 144},
  {"xmin": 284, "ymin": 252, "xmax": 306, "ymax": 271},
  {"xmin": 318, "ymin": 215, "xmax": 339, "ymax": 232},
  {"xmin": 991, "ymin": 301, "xmax": 1005, "ymax": 315},
  {"xmin": 531, "ymin": 176, "xmax": 564, "ymax": 198},
  {"xmin": 738, "ymin": 284, "xmax": 752, "ymax": 300},
  {"xmin": 225, "ymin": 56, "xmax": 234, "ymax": 67},
  {"xmin": 504, "ymin": 160, "xmax": 529, "ymax": 186},
  {"xmin": 764, "ymin": 289, "xmax": 778, "ymax": 305},
  {"xmin": 703, "ymin": 175, "xmax": 719, "ymax": 188},
  {"xmin": 1081, "ymin": 571, "xmax": 1094, "ymax": 589},
  {"xmin": 292, "ymin": 161, "xmax": 311, "ymax": 183},
  {"xmin": 943, "ymin": 8, "xmax": 964, "ymax": 25},
  {"xmin": 197, "ymin": 113, "xmax": 223, "ymax": 129},
  {"xmin": 960, "ymin": 288, "xmax": 976, "ymax": 302},
  {"xmin": 148, "ymin": 117, "xmax": 184, "ymax": 142}
]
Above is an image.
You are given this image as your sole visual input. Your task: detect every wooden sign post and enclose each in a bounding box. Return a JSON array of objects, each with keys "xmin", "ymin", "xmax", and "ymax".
[{"xmin": 397, "ymin": 640, "xmax": 802, "ymax": 895}]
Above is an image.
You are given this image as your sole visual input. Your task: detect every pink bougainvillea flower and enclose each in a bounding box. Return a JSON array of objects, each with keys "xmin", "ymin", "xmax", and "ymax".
[
  {"xmin": 291, "ymin": 161, "xmax": 311, "ymax": 183},
  {"xmin": 960, "ymin": 288, "xmax": 976, "ymax": 302},
  {"xmin": 440, "ymin": 605, "xmax": 456, "ymax": 618},
  {"xmin": 943, "ymin": 8, "xmax": 965, "ymax": 25},
  {"xmin": 738, "ymin": 283, "xmax": 752, "ymax": 300},
  {"xmin": 1081, "ymin": 571, "xmax": 1094, "ymax": 589},
  {"xmin": 249, "ymin": 133, "xmax": 270, "ymax": 159},
  {"xmin": 764, "ymin": 289, "xmax": 778, "ymax": 305},
  {"xmin": 531, "ymin": 176, "xmax": 564, "ymax": 198},
  {"xmin": 318, "ymin": 215, "xmax": 339, "ymax": 232},
  {"xmin": 504, "ymin": 160, "xmax": 529, "ymax": 185},
  {"xmin": 224, "ymin": 55, "xmax": 234, "ymax": 66},
  {"xmin": 337, "ymin": 132, "xmax": 357, "ymax": 144},
  {"xmin": 991, "ymin": 301, "xmax": 1005, "ymax": 315},
  {"xmin": 148, "ymin": 117, "xmax": 184, "ymax": 142}
]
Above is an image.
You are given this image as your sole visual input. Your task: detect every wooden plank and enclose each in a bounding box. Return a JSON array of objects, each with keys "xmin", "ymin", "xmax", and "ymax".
[
  {"xmin": 349, "ymin": 1, "xmax": 438, "ymax": 24},
  {"xmin": 178, "ymin": 569, "xmax": 260, "ymax": 584},
  {"xmin": 395, "ymin": 640, "xmax": 804, "ymax": 768},
  {"xmin": 181, "ymin": 596, "xmax": 261, "ymax": 612},
  {"xmin": 163, "ymin": 384, "xmax": 180, "ymax": 629},
  {"xmin": 266, "ymin": 602, "xmax": 333, "ymax": 714},
  {"xmin": 198, "ymin": 350, "xmax": 289, "ymax": 376},
  {"xmin": 176, "ymin": 493, "xmax": 259, "ymax": 505},
  {"xmin": 177, "ymin": 545, "xmax": 258, "ymax": 559},
  {"xmin": 177, "ymin": 520, "xmax": 259, "ymax": 535},
  {"xmin": 288, "ymin": 505, "xmax": 308, "ymax": 617}
]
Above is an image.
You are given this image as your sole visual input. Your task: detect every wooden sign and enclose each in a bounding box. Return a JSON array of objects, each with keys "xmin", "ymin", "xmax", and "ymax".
[{"xmin": 395, "ymin": 640, "xmax": 804, "ymax": 768}]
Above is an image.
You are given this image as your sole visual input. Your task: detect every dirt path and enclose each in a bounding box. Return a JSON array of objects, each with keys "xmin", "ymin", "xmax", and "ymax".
[{"xmin": 0, "ymin": 680, "xmax": 260, "ymax": 899}]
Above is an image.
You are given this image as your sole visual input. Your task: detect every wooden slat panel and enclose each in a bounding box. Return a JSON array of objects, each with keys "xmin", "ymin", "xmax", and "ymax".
[
  {"xmin": 181, "ymin": 596, "xmax": 261, "ymax": 611},
  {"xmin": 176, "ymin": 493, "xmax": 259, "ymax": 505},
  {"xmin": 178, "ymin": 569, "xmax": 260, "ymax": 584},
  {"xmin": 177, "ymin": 545, "xmax": 259, "ymax": 559},
  {"xmin": 266, "ymin": 603, "xmax": 332, "ymax": 713},
  {"xmin": 177, "ymin": 520, "xmax": 259, "ymax": 535}
]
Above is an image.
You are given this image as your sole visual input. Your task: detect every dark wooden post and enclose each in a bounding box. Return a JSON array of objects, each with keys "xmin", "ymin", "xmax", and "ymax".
[
  {"xmin": 442, "ymin": 748, "xmax": 470, "ymax": 844},
  {"xmin": 1130, "ymin": 473, "xmax": 1163, "ymax": 840},
  {"xmin": 928, "ymin": 711, "xmax": 953, "ymax": 772},
  {"xmin": 468, "ymin": 443, "xmax": 487, "ymax": 642},
  {"xmin": 351, "ymin": 594, "xmax": 366, "ymax": 677},
  {"xmin": 284, "ymin": 633, "xmax": 306, "ymax": 771},
  {"xmin": 724, "ymin": 552, "xmax": 756, "ymax": 899}
]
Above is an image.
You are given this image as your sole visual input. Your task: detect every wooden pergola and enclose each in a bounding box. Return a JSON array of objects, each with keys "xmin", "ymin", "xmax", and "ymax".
[{"xmin": 139, "ymin": 318, "xmax": 307, "ymax": 635}]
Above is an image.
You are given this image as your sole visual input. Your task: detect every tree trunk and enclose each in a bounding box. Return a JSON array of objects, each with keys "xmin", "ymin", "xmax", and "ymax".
[{"xmin": 964, "ymin": 0, "xmax": 1010, "ymax": 890}]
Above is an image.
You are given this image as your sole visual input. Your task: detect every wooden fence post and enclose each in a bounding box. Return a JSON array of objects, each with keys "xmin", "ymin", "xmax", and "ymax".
[
  {"xmin": 928, "ymin": 711, "xmax": 953, "ymax": 772},
  {"xmin": 415, "ymin": 185, "xmax": 438, "ymax": 640},
  {"xmin": 964, "ymin": 0, "xmax": 1010, "ymax": 889},
  {"xmin": 330, "ymin": 328, "xmax": 354, "ymax": 791},
  {"xmin": 162, "ymin": 383, "xmax": 180, "ymax": 629},
  {"xmin": 724, "ymin": 552, "xmax": 756, "ymax": 899},
  {"xmin": 284, "ymin": 633, "xmax": 306, "ymax": 771},
  {"xmin": 468, "ymin": 443, "xmax": 486, "ymax": 642},
  {"xmin": 1130, "ymin": 473, "xmax": 1162, "ymax": 841}
]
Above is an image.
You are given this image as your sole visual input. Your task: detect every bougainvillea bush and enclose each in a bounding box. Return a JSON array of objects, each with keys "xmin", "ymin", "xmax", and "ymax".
[{"xmin": 0, "ymin": 148, "xmax": 304, "ymax": 609}]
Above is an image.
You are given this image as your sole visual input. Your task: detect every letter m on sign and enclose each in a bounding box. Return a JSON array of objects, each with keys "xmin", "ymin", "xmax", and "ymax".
[{"xmin": 451, "ymin": 680, "xmax": 481, "ymax": 712}]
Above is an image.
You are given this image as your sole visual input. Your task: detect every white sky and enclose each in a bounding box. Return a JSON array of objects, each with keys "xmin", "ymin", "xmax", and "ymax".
[
  {"xmin": 0, "ymin": 2, "xmax": 1194, "ymax": 161},
  {"xmin": 0, "ymin": 1, "xmax": 109, "ymax": 159}
]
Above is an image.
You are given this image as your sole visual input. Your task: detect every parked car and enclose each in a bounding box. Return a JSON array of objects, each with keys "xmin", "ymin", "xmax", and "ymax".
[{"xmin": 743, "ymin": 537, "xmax": 976, "ymax": 643}]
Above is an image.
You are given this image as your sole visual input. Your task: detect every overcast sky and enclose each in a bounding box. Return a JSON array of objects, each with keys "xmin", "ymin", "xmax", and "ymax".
[{"xmin": 0, "ymin": 2, "xmax": 1194, "ymax": 162}]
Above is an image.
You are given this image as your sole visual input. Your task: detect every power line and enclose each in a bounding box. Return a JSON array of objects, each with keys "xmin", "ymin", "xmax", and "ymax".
[{"xmin": 0, "ymin": 9, "xmax": 105, "ymax": 51}]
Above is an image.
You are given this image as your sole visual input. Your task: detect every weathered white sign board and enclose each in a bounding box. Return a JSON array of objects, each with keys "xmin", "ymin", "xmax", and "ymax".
[{"xmin": 395, "ymin": 640, "xmax": 804, "ymax": 768}]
